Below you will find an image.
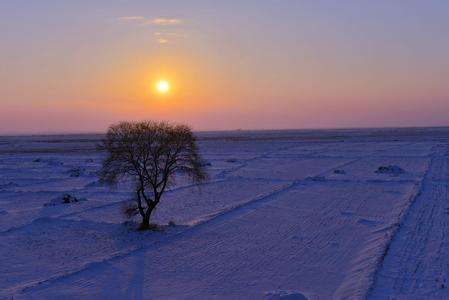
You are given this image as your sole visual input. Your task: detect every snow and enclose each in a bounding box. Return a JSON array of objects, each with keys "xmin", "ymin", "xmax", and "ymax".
[
  {"xmin": 0, "ymin": 128, "xmax": 448, "ymax": 299},
  {"xmin": 374, "ymin": 165, "xmax": 405, "ymax": 176},
  {"xmin": 369, "ymin": 147, "xmax": 449, "ymax": 299},
  {"xmin": 265, "ymin": 290, "xmax": 309, "ymax": 300}
]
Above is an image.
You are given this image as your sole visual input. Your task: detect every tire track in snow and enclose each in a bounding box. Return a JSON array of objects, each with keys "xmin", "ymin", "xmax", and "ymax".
[
  {"xmin": 368, "ymin": 146, "xmax": 449, "ymax": 299},
  {"xmin": 0, "ymin": 178, "xmax": 232, "ymax": 234},
  {"xmin": 1, "ymin": 141, "xmax": 412, "ymax": 235},
  {"xmin": 10, "ymin": 142, "xmax": 383, "ymax": 296},
  {"xmin": 18, "ymin": 142, "xmax": 426, "ymax": 299},
  {"xmin": 7, "ymin": 141, "xmax": 420, "ymax": 296},
  {"xmin": 11, "ymin": 181, "xmax": 295, "ymax": 297}
]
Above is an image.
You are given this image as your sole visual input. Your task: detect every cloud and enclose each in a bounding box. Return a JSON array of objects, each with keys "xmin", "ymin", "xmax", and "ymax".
[
  {"xmin": 150, "ymin": 18, "xmax": 181, "ymax": 26},
  {"xmin": 117, "ymin": 16, "xmax": 184, "ymax": 45},
  {"xmin": 158, "ymin": 39, "xmax": 170, "ymax": 45},
  {"xmin": 154, "ymin": 31, "xmax": 182, "ymax": 37},
  {"xmin": 118, "ymin": 16, "xmax": 145, "ymax": 21},
  {"xmin": 118, "ymin": 16, "xmax": 182, "ymax": 26},
  {"xmin": 153, "ymin": 31, "xmax": 187, "ymax": 45}
]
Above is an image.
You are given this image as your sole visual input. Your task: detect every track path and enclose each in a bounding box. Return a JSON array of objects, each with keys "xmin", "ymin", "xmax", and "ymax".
[
  {"xmin": 16, "ymin": 142, "xmax": 423, "ymax": 299},
  {"xmin": 369, "ymin": 146, "xmax": 449, "ymax": 299}
]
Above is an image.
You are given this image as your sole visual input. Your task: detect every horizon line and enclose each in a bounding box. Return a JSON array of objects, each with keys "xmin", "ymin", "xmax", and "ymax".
[{"xmin": 1, "ymin": 124, "xmax": 449, "ymax": 137}]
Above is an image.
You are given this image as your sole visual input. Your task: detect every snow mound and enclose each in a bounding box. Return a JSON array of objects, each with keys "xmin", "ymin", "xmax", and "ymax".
[
  {"xmin": 66, "ymin": 167, "xmax": 86, "ymax": 177},
  {"xmin": 305, "ymin": 176, "xmax": 326, "ymax": 182},
  {"xmin": 357, "ymin": 218, "xmax": 378, "ymax": 226},
  {"xmin": 0, "ymin": 182, "xmax": 19, "ymax": 189},
  {"xmin": 44, "ymin": 193, "xmax": 87, "ymax": 206},
  {"xmin": 375, "ymin": 165, "xmax": 405, "ymax": 176},
  {"xmin": 84, "ymin": 180, "xmax": 102, "ymax": 187},
  {"xmin": 265, "ymin": 290, "xmax": 308, "ymax": 300},
  {"xmin": 199, "ymin": 160, "xmax": 212, "ymax": 166},
  {"xmin": 333, "ymin": 169, "xmax": 346, "ymax": 174},
  {"xmin": 226, "ymin": 158, "xmax": 239, "ymax": 163},
  {"xmin": 34, "ymin": 158, "xmax": 63, "ymax": 166}
]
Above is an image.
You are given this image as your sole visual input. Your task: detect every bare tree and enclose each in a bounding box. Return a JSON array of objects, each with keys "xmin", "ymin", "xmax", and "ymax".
[{"xmin": 98, "ymin": 121, "xmax": 206, "ymax": 229}]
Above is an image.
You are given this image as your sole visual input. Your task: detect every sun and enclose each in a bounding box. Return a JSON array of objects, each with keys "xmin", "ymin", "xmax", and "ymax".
[{"xmin": 156, "ymin": 80, "xmax": 170, "ymax": 94}]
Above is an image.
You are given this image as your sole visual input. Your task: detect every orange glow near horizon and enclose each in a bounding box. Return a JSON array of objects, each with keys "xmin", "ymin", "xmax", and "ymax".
[{"xmin": 3, "ymin": 0, "xmax": 449, "ymax": 135}]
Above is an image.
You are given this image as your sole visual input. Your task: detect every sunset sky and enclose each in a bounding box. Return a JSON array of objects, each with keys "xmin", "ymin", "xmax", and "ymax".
[{"xmin": 1, "ymin": 1, "xmax": 449, "ymax": 133}]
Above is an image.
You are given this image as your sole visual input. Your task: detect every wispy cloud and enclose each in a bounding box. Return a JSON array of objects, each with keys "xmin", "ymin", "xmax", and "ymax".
[
  {"xmin": 118, "ymin": 16, "xmax": 184, "ymax": 45},
  {"xmin": 154, "ymin": 31, "xmax": 183, "ymax": 37},
  {"xmin": 118, "ymin": 16, "xmax": 145, "ymax": 21},
  {"xmin": 153, "ymin": 31, "xmax": 187, "ymax": 45},
  {"xmin": 158, "ymin": 39, "xmax": 170, "ymax": 45},
  {"xmin": 150, "ymin": 18, "xmax": 182, "ymax": 26}
]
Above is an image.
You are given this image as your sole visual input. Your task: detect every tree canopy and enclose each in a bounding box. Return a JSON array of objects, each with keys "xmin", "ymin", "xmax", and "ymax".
[{"xmin": 99, "ymin": 121, "xmax": 206, "ymax": 229}]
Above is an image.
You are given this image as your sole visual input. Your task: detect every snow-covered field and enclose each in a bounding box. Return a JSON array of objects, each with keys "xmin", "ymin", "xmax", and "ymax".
[{"xmin": 1, "ymin": 128, "xmax": 448, "ymax": 299}]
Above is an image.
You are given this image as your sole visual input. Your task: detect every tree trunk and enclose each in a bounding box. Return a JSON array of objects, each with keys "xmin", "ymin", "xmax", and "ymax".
[
  {"xmin": 141, "ymin": 213, "xmax": 150, "ymax": 229},
  {"xmin": 140, "ymin": 205, "xmax": 155, "ymax": 230}
]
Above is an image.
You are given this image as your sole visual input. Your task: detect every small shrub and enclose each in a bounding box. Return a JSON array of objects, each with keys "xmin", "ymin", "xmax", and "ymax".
[{"xmin": 122, "ymin": 201, "xmax": 139, "ymax": 219}]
